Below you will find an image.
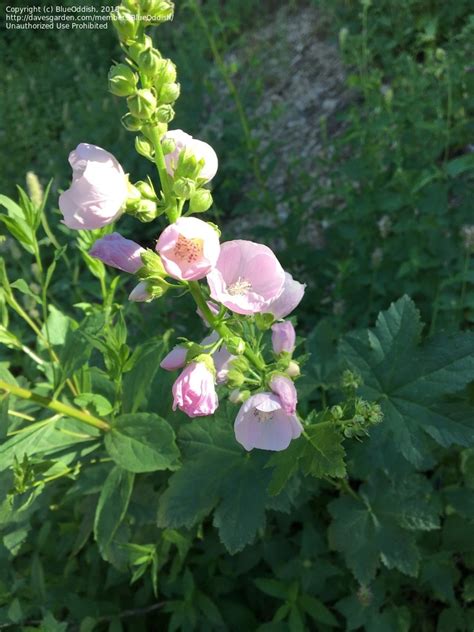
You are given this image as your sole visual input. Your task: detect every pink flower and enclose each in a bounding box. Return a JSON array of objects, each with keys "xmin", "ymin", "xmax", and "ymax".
[
  {"xmin": 172, "ymin": 361, "xmax": 218, "ymax": 418},
  {"xmin": 163, "ymin": 129, "xmax": 218, "ymax": 182},
  {"xmin": 271, "ymin": 321, "xmax": 296, "ymax": 355},
  {"xmin": 206, "ymin": 240, "xmax": 285, "ymax": 315},
  {"xmin": 156, "ymin": 217, "xmax": 220, "ymax": 281},
  {"xmin": 234, "ymin": 392, "xmax": 302, "ymax": 452},
  {"xmin": 128, "ymin": 281, "xmax": 150, "ymax": 302},
  {"xmin": 267, "ymin": 272, "xmax": 306, "ymax": 319},
  {"xmin": 59, "ymin": 143, "xmax": 128, "ymax": 230},
  {"xmin": 160, "ymin": 346, "xmax": 188, "ymax": 371},
  {"xmin": 269, "ymin": 374, "xmax": 297, "ymax": 414},
  {"xmin": 89, "ymin": 232, "xmax": 145, "ymax": 273}
]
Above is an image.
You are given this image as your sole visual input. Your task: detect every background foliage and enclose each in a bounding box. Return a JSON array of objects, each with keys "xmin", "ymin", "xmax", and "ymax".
[{"xmin": 0, "ymin": 0, "xmax": 473, "ymax": 629}]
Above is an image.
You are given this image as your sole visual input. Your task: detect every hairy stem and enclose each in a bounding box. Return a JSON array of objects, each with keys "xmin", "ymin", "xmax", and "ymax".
[{"xmin": 0, "ymin": 379, "xmax": 110, "ymax": 432}]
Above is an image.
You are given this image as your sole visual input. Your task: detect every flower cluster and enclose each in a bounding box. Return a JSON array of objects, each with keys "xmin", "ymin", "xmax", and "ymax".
[{"xmin": 58, "ymin": 0, "xmax": 306, "ymax": 452}]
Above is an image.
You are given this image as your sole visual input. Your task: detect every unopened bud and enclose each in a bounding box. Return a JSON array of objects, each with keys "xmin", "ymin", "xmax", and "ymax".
[
  {"xmin": 155, "ymin": 104, "xmax": 175, "ymax": 123},
  {"xmin": 140, "ymin": 249, "xmax": 166, "ymax": 276},
  {"xmin": 134, "ymin": 198, "xmax": 158, "ymax": 222},
  {"xmin": 227, "ymin": 370, "xmax": 245, "ymax": 388},
  {"xmin": 125, "ymin": 183, "xmax": 141, "ymax": 211},
  {"xmin": 128, "ymin": 35, "xmax": 152, "ymax": 64},
  {"xmin": 173, "ymin": 178, "xmax": 195, "ymax": 199},
  {"xmin": 135, "ymin": 180, "xmax": 156, "ymax": 200},
  {"xmin": 121, "ymin": 113, "xmax": 142, "ymax": 132},
  {"xmin": 230, "ymin": 356, "xmax": 249, "ymax": 373},
  {"xmin": 140, "ymin": 0, "xmax": 174, "ymax": 20},
  {"xmin": 112, "ymin": 7, "xmax": 138, "ymax": 43},
  {"xmin": 285, "ymin": 361, "xmax": 300, "ymax": 378},
  {"xmin": 158, "ymin": 59, "xmax": 177, "ymax": 84},
  {"xmin": 189, "ymin": 189, "xmax": 212, "ymax": 213},
  {"xmin": 135, "ymin": 135, "xmax": 155, "ymax": 160},
  {"xmin": 128, "ymin": 89, "xmax": 157, "ymax": 120},
  {"xmin": 161, "ymin": 137, "xmax": 175, "ymax": 155},
  {"xmin": 225, "ymin": 336, "xmax": 245, "ymax": 356},
  {"xmin": 159, "ymin": 82, "xmax": 180, "ymax": 104},
  {"xmin": 108, "ymin": 63, "xmax": 138, "ymax": 97},
  {"xmin": 331, "ymin": 405, "xmax": 344, "ymax": 420},
  {"xmin": 25, "ymin": 172, "xmax": 43, "ymax": 208},
  {"xmin": 229, "ymin": 389, "xmax": 250, "ymax": 404},
  {"xmin": 139, "ymin": 48, "xmax": 163, "ymax": 77}
]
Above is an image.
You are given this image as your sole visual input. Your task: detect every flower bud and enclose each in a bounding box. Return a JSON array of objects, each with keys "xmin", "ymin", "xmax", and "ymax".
[
  {"xmin": 271, "ymin": 321, "xmax": 296, "ymax": 355},
  {"xmin": 230, "ymin": 356, "xmax": 249, "ymax": 373},
  {"xmin": 331, "ymin": 405, "xmax": 344, "ymax": 420},
  {"xmin": 112, "ymin": 6, "xmax": 138, "ymax": 43},
  {"xmin": 189, "ymin": 189, "xmax": 212, "ymax": 213},
  {"xmin": 155, "ymin": 104, "xmax": 175, "ymax": 124},
  {"xmin": 128, "ymin": 89, "xmax": 157, "ymax": 120},
  {"xmin": 135, "ymin": 179, "xmax": 156, "ymax": 200},
  {"xmin": 121, "ymin": 113, "xmax": 142, "ymax": 132},
  {"xmin": 127, "ymin": 35, "xmax": 152, "ymax": 64},
  {"xmin": 254, "ymin": 312, "xmax": 275, "ymax": 331},
  {"xmin": 129, "ymin": 281, "xmax": 151, "ymax": 302},
  {"xmin": 133, "ymin": 198, "xmax": 158, "ymax": 222},
  {"xmin": 123, "ymin": 0, "xmax": 139, "ymax": 10},
  {"xmin": 225, "ymin": 336, "xmax": 245, "ymax": 356},
  {"xmin": 161, "ymin": 137, "xmax": 176, "ymax": 155},
  {"xmin": 285, "ymin": 361, "xmax": 300, "ymax": 378},
  {"xmin": 140, "ymin": 0, "xmax": 174, "ymax": 20},
  {"xmin": 139, "ymin": 48, "xmax": 163, "ymax": 77},
  {"xmin": 139, "ymin": 249, "xmax": 166, "ymax": 276},
  {"xmin": 158, "ymin": 59, "xmax": 177, "ymax": 84},
  {"xmin": 173, "ymin": 177, "xmax": 195, "ymax": 199},
  {"xmin": 135, "ymin": 135, "xmax": 155, "ymax": 160},
  {"xmin": 125, "ymin": 183, "xmax": 142, "ymax": 211},
  {"xmin": 227, "ymin": 370, "xmax": 245, "ymax": 388},
  {"xmin": 229, "ymin": 389, "xmax": 250, "ymax": 404},
  {"xmin": 159, "ymin": 82, "xmax": 180, "ymax": 104},
  {"xmin": 108, "ymin": 63, "xmax": 138, "ymax": 97}
]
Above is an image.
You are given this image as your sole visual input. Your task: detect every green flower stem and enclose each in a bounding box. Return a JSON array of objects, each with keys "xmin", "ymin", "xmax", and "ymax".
[
  {"xmin": 0, "ymin": 379, "xmax": 110, "ymax": 432},
  {"xmin": 148, "ymin": 126, "xmax": 178, "ymax": 222},
  {"xmin": 187, "ymin": 281, "xmax": 265, "ymax": 372}
]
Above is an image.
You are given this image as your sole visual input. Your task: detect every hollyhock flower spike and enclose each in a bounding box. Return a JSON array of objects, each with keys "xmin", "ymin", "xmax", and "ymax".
[
  {"xmin": 89, "ymin": 233, "xmax": 145, "ymax": 273},
  {"xmin": 59, "ymin": 143, "xmax": 128, "ymax": 230},
  {"xmin": 271, "ymin": 321, "xmax": 296, "ymax": 355},
  {"xmin": 207, "ymin": 240, "xmax": 285, "ymax": 315},
  {"xmin": 172, "ymin": 359, "xmax": 218, "ymax": 418},
  {"xmin": 156, "ymin": 217, "xmax": 220, "ymax": 281},
  {"xmin": 234, "ymin": 392, "xmax": 302, "ymax": 452},
  {"xmin": 267, "ymin": 272, "xmax": 306, "ymax": 319},
  {"xmin": 163, "ymin": 129, "xmax": 218, "ymax": 182},
  {"xmin": 269, "ymin": 374, "xmax": 298, "ymax": 414}
]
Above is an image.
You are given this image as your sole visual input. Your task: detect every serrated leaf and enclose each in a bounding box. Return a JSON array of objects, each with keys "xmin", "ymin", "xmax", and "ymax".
[
  {"xmin": 157, "ymin": 406, "xmax": 295, "ymax": 553},
  {"xmin": 105, "ymin": 413, "xmax": 180, "ymax": 473},
  {"xmin": 303, "ymin": 423, "xmax": 346, "ymax": 478},
  {"xmin": 340, "ymin": 295, "xmax": 474, "ymax": 467},
  {"xmin": 94, "ymin": 466, "xmax": 134, "ymax": 561},
  {"xmin": 122, "ymin": 338, "xmax": 165, "ymax": 413},
  {"xmin": 328, "ymin": 473, "xmax": 440, "ymax": 583}
]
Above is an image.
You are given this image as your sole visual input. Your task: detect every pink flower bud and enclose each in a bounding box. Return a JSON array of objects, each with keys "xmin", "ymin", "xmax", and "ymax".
[
  {"xmin": 234, "ymin": 392, "xmax": 302, "ymax": 452},
  {"xmin": 163, "ymin": 129, "xmax": 218, "ymax": 182},
  {"xmin": 271, "ymin": 321, "xmax": 296, "ymax": 355},
  {"xmin": 206, "ymin": 240, "xmax": 285, "ymax": 315},
  {"xmin": 200, "ymin": 332, "xmax": 234, "ymax": 383},
  {"xmin": 172, "ymin": 361, "xmax": 218, "ymax": 418},
  {"xmin": 59, "ymin": 143, "xmax": 128, "ymax": 230},
  {"xmin": 156, "ymin": 217, "xmax": 220, "ymax": 281},
  {"xmin": 267, "ymin": 272, "xmax": 306, "ymax": 319},
  {"xmin": 128, "ymin": 281, "xmax": 150, "ymax": 302},
  {"xmin": 269, "ymin": 375, "xmax": 297, "ymax": 414},
  {"xmin": 89, "ymin": 232, "xmax": 145, "ymax": 273},
  {"xmin": 160, "ymin": 346, "xmax": 188, "ymax": 371}
]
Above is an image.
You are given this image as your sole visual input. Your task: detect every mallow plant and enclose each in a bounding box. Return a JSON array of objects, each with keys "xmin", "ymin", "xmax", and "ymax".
[{"xmin": 1, "ymin": 1, "xmax": 474, "ymax": 629}]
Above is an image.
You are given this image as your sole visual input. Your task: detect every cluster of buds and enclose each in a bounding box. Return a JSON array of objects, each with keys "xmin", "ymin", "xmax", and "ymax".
[
  {"xmin": 57, "ymin": 0, "xmax": 309, "ymax": 453},
  {"xmin": 330, "ymin": 397, "xmax": 383, "ymax": 439}
]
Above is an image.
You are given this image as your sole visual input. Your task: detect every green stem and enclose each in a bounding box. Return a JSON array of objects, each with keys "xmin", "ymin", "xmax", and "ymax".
[
  {"xmin": 187, "ymin": 281, "xmax": 265, "ymax": 371},
  {"xmin": 148, "ymin": 126, "xmax": 177, "ymax": 222},
  {"xmin": 0, "ymin": 379, "xmax": 110, "ymax": 432}
]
